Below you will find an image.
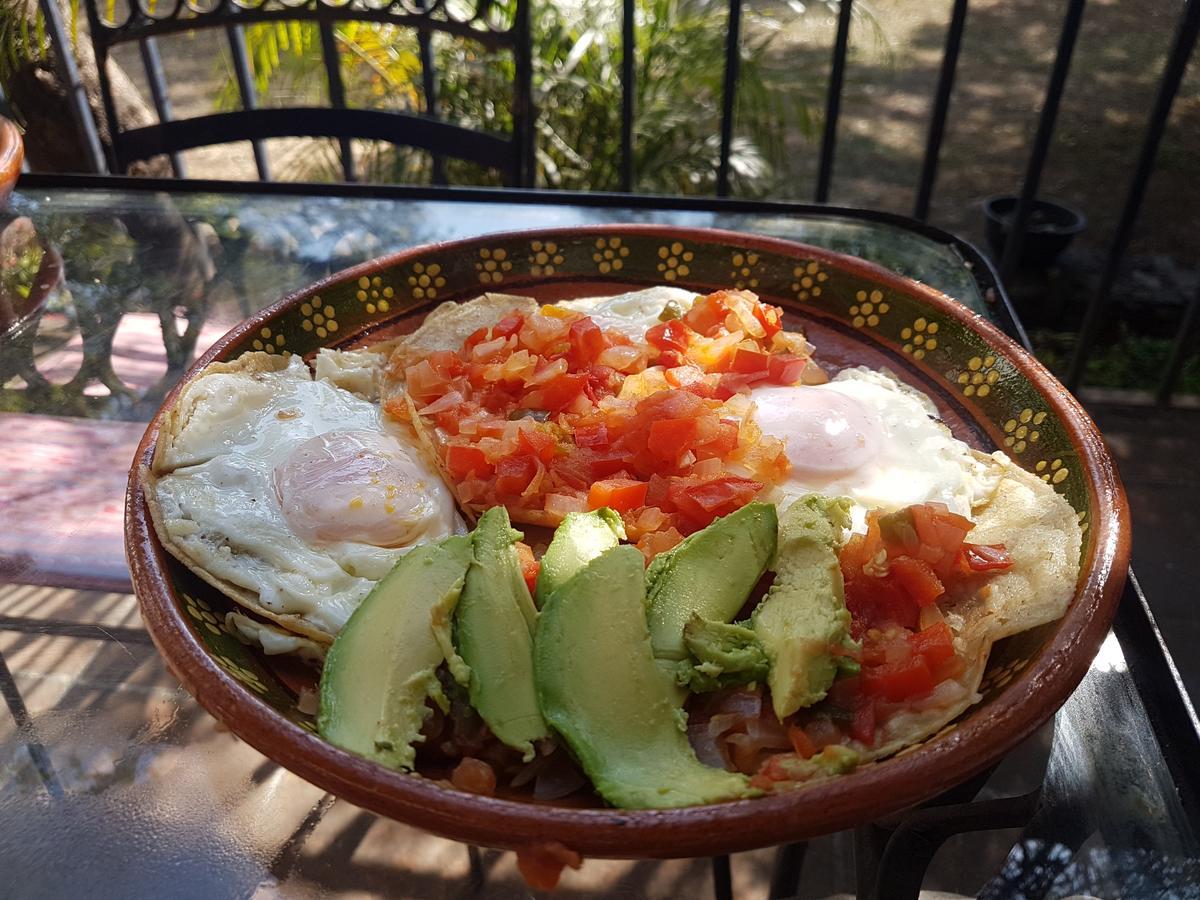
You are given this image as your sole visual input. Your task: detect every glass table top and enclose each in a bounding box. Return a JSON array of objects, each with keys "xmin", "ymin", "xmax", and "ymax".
[{"xmin": 1, "ymin": 179, "xmax": 1196, "ymax": 898}]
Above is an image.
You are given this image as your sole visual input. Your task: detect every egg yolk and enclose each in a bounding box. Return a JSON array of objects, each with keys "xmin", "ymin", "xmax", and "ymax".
[
  {"xmin": 751, "ymin": 385, "xmax": 882, "ymax": 478},
  {"xmin": 274, "ymin": 430, "xmax": 447, "ymax": 548}
]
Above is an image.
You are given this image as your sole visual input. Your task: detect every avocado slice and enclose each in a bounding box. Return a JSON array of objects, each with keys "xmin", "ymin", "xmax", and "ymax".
[
  {"xmin": 318, "ymin": 535, "xmax": 472, "ymax": 771},
  {"xmin": 753, "ymin": 494, "xmax": 856, "ymax": 719},
  {"xmin": 455, "ymin": 507, "xmax": 549, "ymax": 759},
  {"xmin": 646, "ymin": 502, "xmax": 778, "ymax": 661},
  {"xmin": 533, "ymin": 507, "xmax": 625, "ymax": 608},
  {"xmin": 677, "ymin": 615, "xmax": 771, "ymax": 692},
  {"xmin": 535, "ymin": 545, "xmax": 754, "ymax": 809}
]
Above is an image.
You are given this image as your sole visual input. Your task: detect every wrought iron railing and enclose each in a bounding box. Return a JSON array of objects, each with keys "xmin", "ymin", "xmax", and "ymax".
[{"xmin": 75, "ymin": 0, "xmax": 534, "ymax": 185}]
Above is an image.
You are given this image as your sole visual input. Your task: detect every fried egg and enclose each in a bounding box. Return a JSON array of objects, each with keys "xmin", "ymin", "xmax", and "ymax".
[
  {"xmin": 750, "ymin": 367, "xmax": 1001, "ymax": 531},
  {"xmin": 148, "ymin": 351, "xmax": 459, "ymax": 639},
  {"xmin": 556, "ymin": 286, "xmax": 697, "ymax": 341}
]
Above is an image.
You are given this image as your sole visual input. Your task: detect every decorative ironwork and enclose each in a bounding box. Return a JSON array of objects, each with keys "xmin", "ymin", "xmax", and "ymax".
[
  {"xmin": 88, "ymin": 0, "xmax": 518, "ymax": 49},
  {"xmin": 78, "ymin": 0, "xmax": 532, "ymax": 184}
]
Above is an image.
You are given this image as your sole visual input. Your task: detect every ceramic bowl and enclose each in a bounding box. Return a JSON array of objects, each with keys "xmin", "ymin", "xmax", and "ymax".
[{"xmin": 126, "ymin": 225, "xmax": 1129, "ymax": 859}]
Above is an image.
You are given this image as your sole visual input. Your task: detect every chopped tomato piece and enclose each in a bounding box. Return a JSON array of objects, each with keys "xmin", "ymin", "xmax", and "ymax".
[
  {"xmin": 960, "ymin": 543, "xmax": 1013, "ymax": 571},
  {"xmin": 888, "ymin": 556, "xmax": 945, "ymax": 608},
  {"xmin": 427, "ymin": 350, "xmax": 464, "ymax": 378},
  {"xmin": 515, "ymin": 842, "xmax": 583, "ymax": 892},
  {"xmin": 646, "ymin": 319, "xmax": 693, "ymax": 352},
  {"xmin": 517, "ymin": 427, "xmax": 558, "ymax": 463},
  {"xmin": 647, "ymin": 418, "xmax": 698, "ymax": 460},
  {"xmin": 657, "ymin": 349, "xmax": 687, "ymax": 368},
  {"xmin": 664, "ymin": 365, "xmax": 705, "ymax": 389},
  {"xmin": 908, "ymin": 621, "xmax": 956, "ymax": 664},
  {"xmin": 714, "ymin": 371, "xmax": 770, "ymax": 399},
  {"xmin": 538, "ymin": 372, "xmax": 588, "ymax": 412},
  {"xmin": 492, "ymin": 312, "xmax": 525, "ymax": 338},
  {"xmin": 568, "ymin": 316, "xmax": 611, "ymax": 365},
  {"xmin": 446, "ymin": 445, "xmax": 493, "ymax": 479},
  {"xmin": 463, "ymin": 326, "xmax": 490, "ymax": 349},
  {"xmin": 910, "ymin": 503, "xmax": 974, "ymax": 577},
  {"xmin": 404, "ymin": 360, "xmax": 451, "ymax": 404},
  {"xmin": 515, "ymin": 541, "xmax": 540, "ymax": 595},
  {"xmin": 495, "ymin": 455, "xmax": 538, "ymax": 494},
  {"xmin": 703, "ymin": 420, "xmax": 740, "ymax": 455},
  {"xmin": 844, "ymin": 568, "xmax": 919, "ymax": 633},
  {"xmin": 930, "ymin": 653, "xmax": 967, "ymax": 683},
  {"xmin": 753, "ymin": 302, "xmax": 783, "ymax": 338},
  {"xmin": 682, "ymin": 292, "xmax": 730, "ymax": 336},
  {"xmin": 552, "ymin": 448, "xmax": 627, "ymax": 489},
  {"xmin": 450, "ymin": 757, "xmax": 497, "ymax": 796},
  {"xmin": 730, "ymin": 347, "xmax": 770, "ymax": 374},
  {"xmin": 588, "ymin": 478, "xmax": 649, "ymax": 513},
  {"xmin": 850, "ymin": 696, "xmax": 876, "ymax": 746},
  {"xmin": 573, "ymin": 423, "xmax": 609, "ymax": 448},
  {"xmin": 862, "ymin": 655, "xmax": 935, "ymax": 702},
  {"xmin": 767, "ymin": 353, "xmax": 807, "ymax": 385},
  {"xmin": 787, "ymin": 723, "xmax": 816, "ymax": 759},
  {"xmin": 672, "ymin": 475, "xmax": 763, "ymax": 526}
]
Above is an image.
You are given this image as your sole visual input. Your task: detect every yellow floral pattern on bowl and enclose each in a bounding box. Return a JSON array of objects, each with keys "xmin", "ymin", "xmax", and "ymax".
[
  {"xmin": 355, "ymin": 275, "xmax": 395, "ymax": 314},
  {"xmin": 850, "ymin": 289, "xmax": 890, "ymax": 329},
  {"xmin": 790, "ymin": 261, "xmax": 829, "ymax": 301},
  {"xmin": 730, "ymin": 251, "xmax": 761, "ymax": 290},
  {"xmin": 1035, "ymin": 456, "xmax": 1071, "ymax": 485},
  {"xmin": 1002, "ymin": 408, "xmax": 1047, "ymax": 453},
  {"xmin": 530, "ymin": 241, "xmax": 565, "ymax": 276},
  {"xmin": 214, "ymin": 655, "xmax": 269, "ymax": 696},
  {"xmin": 184, "ymin": 594, "xmax": 224, "ymax": 638},
  {"xmin": 592, "ymin": 237, "xmax": 630, "ymax": 273},
  {"xmin": 406, "ymin": 263, "xmax": 444, "ymax": 302},
  {"xmin": 656, "ymin": 242, "xmax": 694, "ymax": 281},
  {"xmin": 250, "ymin": 326, "xmax": 286, "ymax": 354},
  {"xmin": 958, "ymin": 354, "xmax": 1001, "ymax": 398},
  {"xmin": 476, "ymin": 248, "xmax": 512, "ymax": 284},
  {"xmin": 300, "ymin": 300, "xmax": 339, "ymax": 339},
  {"xmin": 900, "ymin": 317, "xmax": 938, "ymax": 359}
]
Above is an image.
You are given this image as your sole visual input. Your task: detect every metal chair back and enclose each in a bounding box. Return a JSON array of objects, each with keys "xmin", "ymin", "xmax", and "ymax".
[{"xmin": 79, "ymin": 0, "xmax": 535, "ymax": 185}]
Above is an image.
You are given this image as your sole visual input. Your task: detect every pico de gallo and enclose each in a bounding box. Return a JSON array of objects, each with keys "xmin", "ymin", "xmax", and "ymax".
[
  {"xmin": 685, "ymin": 501, "xmax": 1013, "ymax": 789},
  {"xmin": 386, "ymin": 290, "xmax": 820, "ymax": 558}
]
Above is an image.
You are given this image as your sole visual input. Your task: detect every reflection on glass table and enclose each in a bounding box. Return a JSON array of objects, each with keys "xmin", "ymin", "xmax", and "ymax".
[{"xmin": 1, "ymin": 180, "xmax": 1196, "ymax": 899}]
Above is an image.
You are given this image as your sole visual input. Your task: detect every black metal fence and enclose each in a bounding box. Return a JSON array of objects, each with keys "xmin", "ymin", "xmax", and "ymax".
[{"xmin": 32, "ymin": 0, "xmax": 1200, "ymax": 402}]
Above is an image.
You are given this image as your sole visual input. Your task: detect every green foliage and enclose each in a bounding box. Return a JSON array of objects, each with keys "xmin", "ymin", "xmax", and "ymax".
[
  {"xmin": 1032, "ymin": 325, "xmax": 1200, "ymax": 394},
  {"xmin": 224, "ymin": 0, "xmax": 876, "ymax": 193}
]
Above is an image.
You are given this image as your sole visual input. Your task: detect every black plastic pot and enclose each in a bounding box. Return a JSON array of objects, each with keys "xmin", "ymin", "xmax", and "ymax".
[{"xmin": 983, "ymin": 195, "xmax": 1086, "ymax": 270}]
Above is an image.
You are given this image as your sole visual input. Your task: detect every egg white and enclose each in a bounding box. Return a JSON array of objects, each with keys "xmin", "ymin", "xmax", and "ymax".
[
  {"xmin": 150, "ymin": 352, "xmax": 459, "ymax": 637},
  {"xmin": 555, "ymin": 286, "xmax": 697, "ymax": 341},
  {"xmin": 751, "ymin": 367, "xmax": 1001, "ymax": 531}
]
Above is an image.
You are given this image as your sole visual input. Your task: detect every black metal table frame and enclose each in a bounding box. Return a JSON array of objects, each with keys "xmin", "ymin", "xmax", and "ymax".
[{"xmin": 5, "ymin": 172, "xmax": 1199, "ymax": 898}]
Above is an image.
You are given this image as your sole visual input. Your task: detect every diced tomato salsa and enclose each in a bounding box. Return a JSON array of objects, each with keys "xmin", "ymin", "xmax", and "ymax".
[
  {"xmin": 737, "ymin": 502, "xmax": 1013, "ymax": 785},
  {"xmin": 387, "ymin": 290, "xmax": 814, "ymax": 557}
]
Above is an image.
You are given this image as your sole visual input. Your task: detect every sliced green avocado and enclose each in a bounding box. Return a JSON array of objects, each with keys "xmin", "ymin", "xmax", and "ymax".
[
  {"xmin": 753, "ymin": 494, "xmax": 856, "ymax": 719},
  {"xmin": 318, "ymin": 535, "xmax": 472, "ymax": 771},
  {"xmin": 646, "ymin": 502, "xmax": 777, "ymax": 661},
  {"xmin": 533, "ymin": 507, "xmax": 625, "ymax": 608},
  {"xmin": 535, "ymin": 545, "xmax": 754, "ymax": 809},
  {"xmin": 455, "ymin": 507, "xmax": 549, "ymax": 759},
  {"xmin": 677, "ymin": 615, "xmax": 771, "ymax": 692}
]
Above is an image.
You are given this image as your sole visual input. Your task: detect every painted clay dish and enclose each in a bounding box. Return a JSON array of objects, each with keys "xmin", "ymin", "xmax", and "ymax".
[{"xmin": 125, "ymin": 225, "xmax": 1129, "ymax": 858}]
